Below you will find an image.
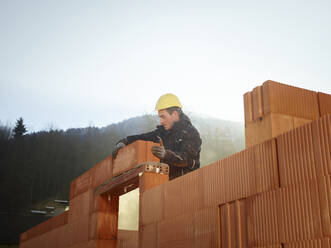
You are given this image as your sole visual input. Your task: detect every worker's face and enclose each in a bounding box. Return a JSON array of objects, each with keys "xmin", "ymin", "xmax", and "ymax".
[{"xmin": 158, "ymin": 109, "xmax": 179, "ymax": 130}]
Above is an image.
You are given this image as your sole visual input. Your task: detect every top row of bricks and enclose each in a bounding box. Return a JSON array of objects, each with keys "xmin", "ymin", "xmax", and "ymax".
[{"xmin": 244, "ymin": 80, "xmax": 331, "ymax": 123}]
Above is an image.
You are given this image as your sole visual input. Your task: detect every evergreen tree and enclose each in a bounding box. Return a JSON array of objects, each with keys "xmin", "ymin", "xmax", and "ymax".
[{"xmin": 13, "ymin": 117, "xmax": 27, "ymax": 138}]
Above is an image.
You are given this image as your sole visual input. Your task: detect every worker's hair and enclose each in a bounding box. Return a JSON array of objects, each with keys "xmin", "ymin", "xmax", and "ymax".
[{"xmin": 166, "ymin": 107, "xmax": 183, "ymax": 116}]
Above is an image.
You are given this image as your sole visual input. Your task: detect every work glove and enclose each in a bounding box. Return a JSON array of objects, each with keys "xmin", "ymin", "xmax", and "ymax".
[
  {"xmin": 151, "ymin": 145, "xmax": 166, "ymax": 159},
  {"xmin": 112, "ymin": 138, "xmax": 128, "ymax": 159}
]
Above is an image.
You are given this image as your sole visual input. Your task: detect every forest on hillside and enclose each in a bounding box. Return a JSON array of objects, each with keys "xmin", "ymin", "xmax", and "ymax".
[{"xmin": 0, "ymin": 114, "xmax": 244, "ymax": 244}]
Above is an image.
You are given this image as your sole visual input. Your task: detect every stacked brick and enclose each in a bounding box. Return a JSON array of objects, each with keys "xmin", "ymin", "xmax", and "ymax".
[
  {"xmin": 244, "ymin": 80, "xmax": 331, "ymax": 147},
  {"xmin": 139, "ymin": 137, "xmax": 280, "ymax": 247},
  {"xmin": 139, "ymin": 82, "xmax": 331, "ymax": 247},
  {"xmin": 20, "ymin": 141, "xmax": 159, "ymax": 248}
]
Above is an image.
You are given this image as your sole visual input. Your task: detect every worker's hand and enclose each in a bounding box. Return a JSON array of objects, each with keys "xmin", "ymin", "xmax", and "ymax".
[
  {"xmin": 152, "ymin": 145, "xmax": 166, "ymax": 159},
  {"xmin": 112, "ymin": 138, "xmax": 128, "ymax": 159}
]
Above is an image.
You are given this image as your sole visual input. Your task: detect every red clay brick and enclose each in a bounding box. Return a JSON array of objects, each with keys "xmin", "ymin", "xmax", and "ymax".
[
  {"xmin": 20, "ymin": 232, "xmax": 28, "ymax": 243},
  {"xmin": 70, "ymin": 168, "xmax": 94, "ymax": 200},
  {"xmin": 203, "ymin": 160, "xmax": 226, "ymax": 207},
  {"xmin": 224, "ymin": 149, "xmax": 255, "ymax": 203},
  {"xmin": 194, "ymin": 207, "xmax": 219, "ymax": 248},
  {"xmin": 140, "ymin": 184, "xmax": 165, "ymax": 226},
  {"xmin": 97, "ymin": 195, "xmax": 119, "ymax": 240},
  {"xmin": 57, "ymin": 224, "xmax": 71, "ymax": 248},
  {"xmin": 312, "ymin": 114, "xmax": 331, "ymax": 177},
  {"xmin": 181, "ymin": 169, "xmax": 204, "ymax": 215},
  {"xmin": 252, "ymin": 246, "xmax": 282, "ymax": 248},
  {"xmin": 69, "ymin": 240, "xmax": 97, "ymax": 248},
  {"xmin": 70, "ymin": 239, "xmax": 117, "ymax": 248},
  {"xmin": 139, "ymin": 172, "xmax": 168, "ymax": 193},
  {"xmin": 252, "ymin": 86, "xmax": 264, "ymax": 121},
  {"xmin": 275, "ymin": 115, "xmax": 330, "ymax": 187},
  {"xmin": 90, "ymin": 192, "xmax": 109, "ymax": 214},
  {"xmin": 113, "ymin": 141, "xmax": 159, "ymax": 176},
  {"xmin": 139, "ymin": 223, "xmax": 157, "ymax": 248},
  {"xmin": 220, "ymin": 203, "xmax": 235, "ymax": 248},
  {"xmin": 247, "ymin": 179, "xmax": 325, "ymax": 246},
  {"xmin": 146, "ymin": 141, "xmax": 161, "ymax": 162},
  {"xmin": 293, "ymin": 116, "xmax": 312, "ymax": 128},
  {"xmin": 117, "ymin": 230, "xmax": 138, "ymax": 248},
  {"xmin": 220, "ymin": 200, "xmax": 248, "ymax": 248},
  {"xmin": 244, "ymin": 91, "xmax": 253, "ymax": 123},
  {"xmin": 247, "ymin": 190, "xmax": 280, "ymax": 247},
  {"xmin": 203, "ymin": 139, "xmax": 278, "ymax": 208},
  {"xmin": 235, "ymin": 200, "xmax": 248, "ymax": 247},
  {"xmin": 245, "ymin": 114, "xmax": 272, "ymax": 148},
  {"xmin": 92, "ymin": 155, "xmax": 113, "ymax": 188},
  {"xmin": 164, "ymin": 176, "xmax": 183, "ymax": 219},
  {"xmin": 97, "ymin": 239, "xmax": 117, "ymax": 248},
  {"xmin": 69, "ymin": 189, "xmax": 93, "ymax": 223},
  {"xmin": 67, "ymin": 215, "xmax": 90, "ymax": 246},
  {"xmin": 262, "ymin": 80, "xmax": 320, "ymax": 120},
  {"xmin": 158, "ymin": 213, "xmax": 195, "ymax": 248},
  {"xmin": 318, "ymin": 92, "xmax": 331, "ymax": 116},
  {"xmin": 277, "ymin": 121, "xmax": 318, "ymax": 187},
  {"xmin": 280, "ymin": 180, "xmax": 323, "ymax": 243},
  {"xmin": 89, "ymin": 212, "xmax": 98, "ymax": 240},
  {"xmin": 164, "ymin": 169, "xmax": 204, "ymax": 219},
  {"xmin": 51, "ymin": 211, "xmax": 68, "ymax": 229},
  {"xmin": 245, "ymin": 113, "xmax": 296, "ymax": 148},
  {"xmin": 270, "ymin": 113, "xmax": 295, "ymax": 137},
  {"xmin": 284, "ymin": 237, "xmax": 331, "ymax": 247},
  {"xmin": 317, "ymin": 175, "xmax": 331, "ymax": 237},
  {"xmin": 253, "ymin": 138, "xmax": 279, "ymax": 193},
  {"xmin": 88, "ymin": 195, "xmax": 119, "ymax": 241}
]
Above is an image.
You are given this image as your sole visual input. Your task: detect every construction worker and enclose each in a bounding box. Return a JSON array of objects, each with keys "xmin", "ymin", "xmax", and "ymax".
[{"xmin": 112, "ymin": 93, "xmax": 202, "ymax": 180}]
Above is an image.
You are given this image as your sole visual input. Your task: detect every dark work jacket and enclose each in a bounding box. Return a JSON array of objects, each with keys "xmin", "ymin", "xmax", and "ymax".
[{"xmin": 126, "ymin": 113, "xmax": 202, "ymax": 180}]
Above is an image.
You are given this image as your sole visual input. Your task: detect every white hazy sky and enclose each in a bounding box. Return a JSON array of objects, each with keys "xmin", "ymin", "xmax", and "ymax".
[{"xmin": 1, "ymin": 0, "xmax": 330, "ymax": 132}]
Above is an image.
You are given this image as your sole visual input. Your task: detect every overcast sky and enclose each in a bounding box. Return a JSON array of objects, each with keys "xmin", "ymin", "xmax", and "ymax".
[{"xmin": 1, "ymin": 0, "xmax": 330, "ymax": 132}]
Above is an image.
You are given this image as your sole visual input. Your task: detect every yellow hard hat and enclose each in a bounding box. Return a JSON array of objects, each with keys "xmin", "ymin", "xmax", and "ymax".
[{"xmin": 155, "ymin": 93, "xmax": 182, "ymax": 111}]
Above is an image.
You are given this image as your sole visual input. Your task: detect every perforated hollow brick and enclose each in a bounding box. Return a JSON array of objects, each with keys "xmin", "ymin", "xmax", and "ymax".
[
  {"xmin": 276, "ymin": 120, "xmax": 317, "ymax": 187},
  {"xmin": 317, "ymin": 174, "xmax": 331, "ymax": 237},
  {"xmin": 247, "ymin": 178, "xmax": 324, "ymax": 247},
  {"xmin": 117, "ymin": 230, "xmax": 138, "ymax": 248},
  {"xmin": 92, "ymin": 155, "xmax": 113, "ymax": 188},
  {"xmin": 194, "ymin": 207, "xmax": 219, "ymax": 248},
  {"xmin": 312, "ymin": 114, "xmax": 331, "ymax": 177},
  {"xmin": 140, "ymin": 184, "xmax": 165, "ymax": 226},
  {"xmin": 244, "ymin": 91, "xmax": 253, "ymax": 123},
  {"xmin": 112, "ymin": 140, "xmax": 159, "ymax": 177},
  {"xmin": 262, "ymin": 80, "xmax": 320, "ymax": 120},
  {"xmin": 220, "ymin": 200, "xmax": 248, "ymax": 248},
  {"xmin": 318, "ymin": 92, "xmax": 331, "ymax": 116},
  {"xmin": 284, "ymin": 237, "xmax": 331, "ymax": 248},
  {"xmin": 69, "ymin": 189, "xmax": 93, "ymax": 223},
  {"xmin": 70, "ymin": 167, "xmax": 94, "ymax": 200},
  {"xmin": 139, "ymin": 171, "xmax": 169, "ymax": 194},
  {"xmin": 223, "ymin": 149, "xmax": 255, "ymax": 203},
  {"xmin": 158, "ymin": 213, "xmax": 195, "ymax": 248},
  {"xmin": 245, "ymin": 112, "xmax": 312, "ymax": 148},
  {"xmin": 139, "ymin": 223, "xmax": 157, "ymax": 248},
  {"xmin": 164, "ymin": 169, "xmax": 204, "ymax": 219},
  {"xmin": 244, "ymin": 81, "xmax": 320, "ymax": 147},
  {"xmin": 277, "ymin": 114, "xmax": 331, "ymax": 187},
  {"xmin": 203, "ymin": 138, "xmax": 278, "ymax": 208}
]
